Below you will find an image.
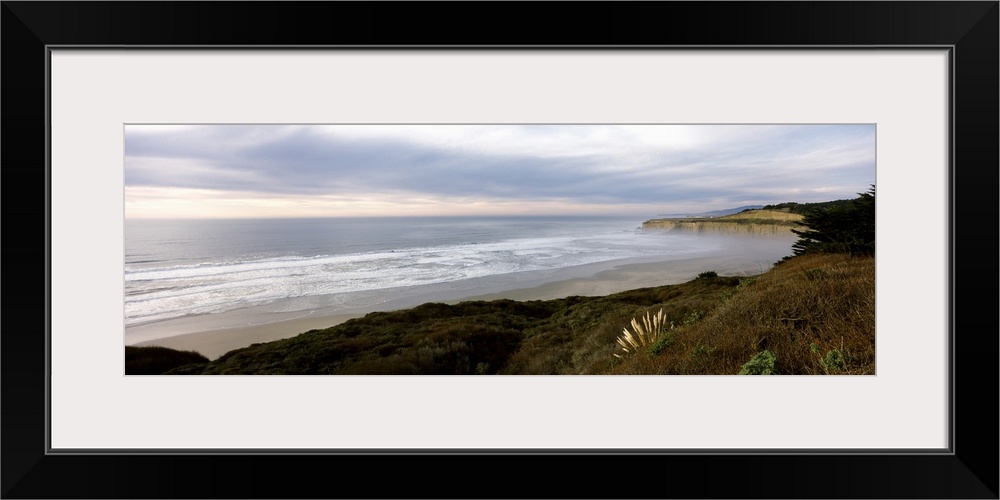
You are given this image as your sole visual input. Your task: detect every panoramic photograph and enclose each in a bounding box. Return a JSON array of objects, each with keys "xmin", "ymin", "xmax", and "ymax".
[{"xmin": 124, "ymin": 124, "xmax": 876, "ymax": 375}]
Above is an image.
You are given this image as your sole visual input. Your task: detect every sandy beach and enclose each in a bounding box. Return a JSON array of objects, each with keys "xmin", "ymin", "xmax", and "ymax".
[
  {"xmin": 129, "ymin": 241, "xmax": 789, "ymax": 360},
  {"xmin": 459, "ymin": 253, "xmax": 769, "ymax": 302},
  {"xmin": 132, "ymin": 312, "xmax": 362, "ymax": 360}
]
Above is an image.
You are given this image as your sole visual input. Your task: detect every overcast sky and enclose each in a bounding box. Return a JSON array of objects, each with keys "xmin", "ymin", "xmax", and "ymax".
[{"xmin": 124, "ymin": 124, "xmax": 875, "ymax": 218}]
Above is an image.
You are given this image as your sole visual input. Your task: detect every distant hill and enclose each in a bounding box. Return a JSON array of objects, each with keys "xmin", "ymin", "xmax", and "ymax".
[
  {"xmin": 660, "ymin": 199, "xmax": 858, "ymax": 219},
  {"xmin": 658, "ymin": 205, "xmax": 764, "ymax": 218}
]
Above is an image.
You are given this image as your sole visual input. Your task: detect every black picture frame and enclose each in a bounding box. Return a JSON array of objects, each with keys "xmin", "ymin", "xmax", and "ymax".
[{"xmin": 3, "ymin": 2, "xmax": 997, "ymax": 498}]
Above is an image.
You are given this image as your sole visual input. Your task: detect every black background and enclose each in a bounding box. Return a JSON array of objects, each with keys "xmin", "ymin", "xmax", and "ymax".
[{"xmin": 3, "ymin": 2, "xmax": 997, "ymax": 498}]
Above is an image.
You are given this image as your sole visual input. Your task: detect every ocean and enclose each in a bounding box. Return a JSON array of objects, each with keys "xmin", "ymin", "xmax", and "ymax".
[{"xmin": 124, "ymin": 216, "xmax": 794, "ymax": 335}]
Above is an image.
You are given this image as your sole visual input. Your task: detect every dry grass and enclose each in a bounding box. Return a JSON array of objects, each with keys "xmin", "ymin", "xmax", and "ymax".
[
  {"xmin": 614, "ymin": 308, "xmax": 670, "ymax": 358},
  {"xmin": 610, "ymin": 253, "xmax": 875, "ymax": 375},
  {"xmin": 497, "ymin": 281, "xmax": 739, "ymax": 374},
  {"xmin": 717, "ymin": 209, "xmax": 804, "ymax": 222}
]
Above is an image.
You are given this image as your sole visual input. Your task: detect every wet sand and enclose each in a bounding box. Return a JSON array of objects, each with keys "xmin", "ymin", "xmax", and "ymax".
[{"xmin": 459, "ymin": 253, "xmax": 769, "ymax": 302}]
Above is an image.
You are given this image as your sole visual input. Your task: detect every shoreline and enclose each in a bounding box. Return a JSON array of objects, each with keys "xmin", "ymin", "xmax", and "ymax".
[
  {"xmin": 455, "ymin": 252, "xmax": 772, "ymax": 302},
  {"xmin": 128, "ymin": 231, "xmax": 796, "ymax": 360},
  {"xmin": 129, "ymin": 245, "xmax": 791, "ymax": 360}
]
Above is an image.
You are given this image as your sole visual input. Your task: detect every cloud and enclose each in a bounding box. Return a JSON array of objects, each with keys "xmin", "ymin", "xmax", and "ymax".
[{"xmin": 125, "ymin": 124, "xmax": 875, "ymax": 217}]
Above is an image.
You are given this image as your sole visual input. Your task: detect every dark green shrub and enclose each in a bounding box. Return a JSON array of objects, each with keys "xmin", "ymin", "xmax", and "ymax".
[
  {"xmin": 683, "ymin": 309, "xmax": 705, "ymax": 325},
  {"xmin": 125, "ymin": 346, "xmax": 209, "ymax": 375},
  {"xmin": 647, "ymin": 333, "xmax": 675, "ymax": 357},
  {"xmin": 738, "ymin": 350, "xmax": 778, "ymax": 375},
  {"xmin": 791, "ymin": 185, "xmax": 875, "ymax": 257},
  {"xmin": 810, "ymin": 343, "xmax": 846, "ymax": 373},
  {"xmin": 697, "ymin": 271, "xmax": 718, "ymax": 279},
  {"xmin": 690, "ymin": 341, "xmax": 715, "ymax": 359},
  {"xmin": 821, "ymin": 349, "xmax": 845, "ymax": 372}
]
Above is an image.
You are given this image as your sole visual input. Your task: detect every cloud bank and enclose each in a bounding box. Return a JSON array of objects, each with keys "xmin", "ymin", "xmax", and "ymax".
[{"xmin": 125, "ymin": 124, "xmax": 875, "ymax": 218}]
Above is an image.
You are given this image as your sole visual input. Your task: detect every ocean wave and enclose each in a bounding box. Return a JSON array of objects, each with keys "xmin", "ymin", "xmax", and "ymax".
[{"xmin": 124, "ymin": 229, "xmax": 712, "ymax": 324}]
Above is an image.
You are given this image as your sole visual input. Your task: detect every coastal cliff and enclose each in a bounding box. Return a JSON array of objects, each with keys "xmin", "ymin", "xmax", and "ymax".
[{"xmin": 642, "ymin": 209, "xmax": 803, "ymax": 237}]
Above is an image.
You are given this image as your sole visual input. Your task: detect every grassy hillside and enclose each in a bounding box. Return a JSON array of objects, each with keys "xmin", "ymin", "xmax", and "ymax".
[
  {"xmin": 608, "ymin": 253, "xmax": 874, "ymax": 375},
  {"xmin": 643, "ymin": 209, "xmax": 803, "ymax": 227},
  {"xmin": 715, "ymin": 209, "xmax": 804, "ymax": 223},
  {"xmin": 159, "ymin": 253, "xmax": 874, "ymax": 375}
]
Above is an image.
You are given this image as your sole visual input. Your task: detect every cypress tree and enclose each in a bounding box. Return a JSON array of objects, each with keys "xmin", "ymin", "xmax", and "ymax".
[{"xmin": 790, "ymin": 185, "xmax": 875, "ymax": 257}]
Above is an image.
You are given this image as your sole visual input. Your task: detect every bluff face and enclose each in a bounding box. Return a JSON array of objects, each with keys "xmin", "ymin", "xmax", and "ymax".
[{"xmin": 642, "ymin": 209, "xmax": 803, "ymax": 237}]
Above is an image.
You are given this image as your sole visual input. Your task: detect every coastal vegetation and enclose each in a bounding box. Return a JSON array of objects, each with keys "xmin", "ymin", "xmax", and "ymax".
[
  {"xmin": 759, "ymin": 198, "xmax": 858, "ymax": 215},
  {"xmin": 606, "ymin": 253, "xmax": 874, "ymax": 375},
  {"xmin": 125, "ymin": 346, "xmax": 210, "ymax": 375},
  {"xmin": 613, "ymin": 308, "xmax": 670, "ymax": 359},
  {"xmin": 789, "ymin": 186, "xmax": 876, "ymax": 257},
  {"xmin": 132, "ymin": 190, "xmax": 876, "ymax": 376},
  {"xmin": 144, "ymin": 254, "xmax": 873, "ymax": 375}
]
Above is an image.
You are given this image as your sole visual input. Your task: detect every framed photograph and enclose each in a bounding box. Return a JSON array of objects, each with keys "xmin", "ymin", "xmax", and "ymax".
[
  {"xmin": 119, "ymin": 122, "xmax": 876, "ymax": 376},
  {"xmin": 4, "ymin": 2, "xmax": 997, "ymax": 498}
]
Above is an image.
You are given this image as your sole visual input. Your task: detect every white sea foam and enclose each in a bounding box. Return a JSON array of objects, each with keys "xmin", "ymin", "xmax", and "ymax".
[{"xmin": 124, "ymin": 229, "xmax": 713, "ymax": 325}]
